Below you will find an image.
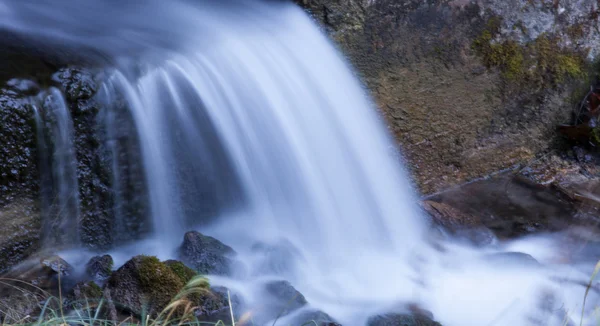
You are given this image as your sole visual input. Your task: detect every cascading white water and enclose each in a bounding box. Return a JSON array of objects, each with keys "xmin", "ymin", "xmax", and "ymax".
[
  {"xmin": 31, "ymin": 88, "xmax": 80, "ymax": 246},
  {"xmin": 1, "ymin": 1, "xmax": 598, "ymax": 325}
]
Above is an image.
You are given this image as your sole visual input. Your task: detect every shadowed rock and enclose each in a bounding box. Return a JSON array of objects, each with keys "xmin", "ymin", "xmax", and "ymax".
[
  {"xmin": 178, "ymin": 231, "xmax": 236, "ymax": 275},
  {"xmin": 86, "ymin": 254, "xmax": 113, "ymax": 282}
]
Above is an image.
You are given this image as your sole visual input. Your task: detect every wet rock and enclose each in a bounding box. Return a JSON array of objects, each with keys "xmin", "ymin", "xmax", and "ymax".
[
  {"xmin": 422, "ymin": 200, "xmax": 495, "ymax": 245},
  {"xmin": 264, "ymin": 280, "xmax": 308, "ymax": 316},
  {"xmin": 41, "ymin": 255, "xmax": 73, "ymax": 276},
  {"xmin": 427, "ymin": 174, "xmax": 576, "ymax": 239},
  {"xmin": 164, "ymin": 259, "xmax": 197, "ymax": 283},
  {"xmin": 196, "ymin": 286, "xmax": 241, "ymax": 323},
  {"xmin": 484, "ymin": 252, "xmax": 541, "ymax": 267},
  {"xmin": 67, "ymin": 281, "xmax": 103, "ymax": 309},
  {"xmin": 0, "ymin": 199, "xmax": 41, "ymax": 274},
  {"xmin": 86, "ymin": 254, "xmax": 113, "ymax": 282},
  {"xmin": 291, "ymin": 310, "xmax": 341, "ymax": 326},
  {"xmin": 6, "ymin": 78, "xmax": 39, "ymax": 96},
  {"xmin": 367, "ymin": 313, "xmax": 442, "ymax": 326},
  {"xmin": 178, "ymin": 231, "xmax": 236, "ymax": 275},
  {"xmin": 0, "ymin": 90, "xmax": 39, "ymax": 208},
  {"xmin": 52, "ymin": 67, "xmax": 97, "ymax": 103},
  {"xmin": 104, "ymin": 255, "xmax": 186, "ymax": 316}
]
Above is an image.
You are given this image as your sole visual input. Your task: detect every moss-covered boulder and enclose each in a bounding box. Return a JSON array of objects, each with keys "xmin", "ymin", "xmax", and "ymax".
[
  {"xmin": 178, "ymin": 231, "xmax": 236, "ymax": 275},
  {"xmin": 104, "ymin": 255, "xmax": 186, "ymax": 317},
  {"xmin": 164, "ymin": 260, "xmax": 197, "ymax": 283}
]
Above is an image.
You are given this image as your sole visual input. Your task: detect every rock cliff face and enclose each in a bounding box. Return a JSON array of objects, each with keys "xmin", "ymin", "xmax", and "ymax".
[{"xmin": 298, "ymin": 0, "xmax": 600, "ymax": 194}]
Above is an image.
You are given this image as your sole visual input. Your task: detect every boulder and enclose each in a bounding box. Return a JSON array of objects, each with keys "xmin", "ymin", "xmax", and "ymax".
[
  {"xmin": 86, "ymin": 254, "xmax": 113, "ymax": 282},
  {"xmin": 178, "ymin": 231, "xmax": 236, "ymax": 275},
  {"xmin": 66, "ymin": 281, "xmax": 103, "ymax": 310},
  {"xmin": 290, "ymin": 310, "xmax": 341, "ymax": 326},
  {"xmin": 40, "ymin": 255, "xmax": 73, "ymax": 276},
  {"xmin": 422, "ymin": 200, "xmax": 495, "ymax": 245},
  {"xmin": 164, "ymin": 259, "xmax": 197, "ymax": 284},
  {"xmin": 367, "ymin": 313, "xmax": 442, "ymax": 326},
  {"xmin": 104, "ymin": 255, "xmax": 186, "ymax": 316},
  {"xmin": 257, "ymin": 280, "xmax": 307, "ymax": 323},
  {"xmin": 195, "ymin": 286, "xmax": 241, "ymax": 324}
]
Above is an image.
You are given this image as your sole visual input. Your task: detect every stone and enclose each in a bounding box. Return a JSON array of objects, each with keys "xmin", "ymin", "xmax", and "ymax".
[
  {"xmin": 178, "ymin": 231, "xmax": 236, "ymax": 275},
  {"xmin": 40, "ymin": 255, "xmax": 72, "ymax": 276},
  {"xmin": 66, "ymin": 281, "xmax": 103, "ymax": 310},
  {"xmin": 261, "ymin": 280, "xmax": 308, "ymax": 322},
  {"xmin": 52, "ymin": 67, "xmax": 97, "ymax": 103},
  {"xmin": 86, "ymin": 254, "xmax": 113, "ymax": 282},
  {"xmin": 104, "ymin": 255, "xmax": 186, "ymax": 316},
  {"xmin": 367, "ymin": 313, "xmax": 442, "ymax": 326},
  {"xmin": 291, "ymin": 310, "xmax": 341, "ymax": 326}
]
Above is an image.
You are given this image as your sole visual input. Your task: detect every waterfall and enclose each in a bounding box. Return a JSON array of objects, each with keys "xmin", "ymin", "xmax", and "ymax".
[
  {"xmin": 32, "ymin": 88, "xmax": 80, "ymax": 247},
  {"xmin": 1, "ymin": 0, "xmax": 598, "ymax": 325}
]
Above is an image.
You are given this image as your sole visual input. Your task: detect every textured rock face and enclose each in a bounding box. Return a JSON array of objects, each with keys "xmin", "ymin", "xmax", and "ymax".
[
  {"xmin": 300, "ymin": 0, "xmax": 598, "ymax": 194},
  {"xmin": 178, "ymin": 231, "xmax": 236, "ymax": 275},
  {"xmin": 0, "ymin": 199, "xmax": 40, "ymax": 273}
]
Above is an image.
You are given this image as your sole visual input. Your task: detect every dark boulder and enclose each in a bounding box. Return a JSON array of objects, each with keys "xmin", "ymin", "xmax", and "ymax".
[
  {"xmin": 178, "ymin": 231, "xmax": 236, "ymax": 275},
  {"xmin": 86, "ymin": 254, "xmax": 113, "ymax": 282},
  {"xmin": 195, "ymin": 286, "xmax": 241, "ymax": 324},
  {"xmin": 104, "ymin": 255, "xmax": 186, "ymax": 316},
  {"xmin": 291, "ymin": 310, "xmax": 341, "ymax": 326},
  {"xmin": 367, "ymin": 313, "xmax": 442, "ymax": 326},
  {"xmin": 257, "ymin": 280, "xmax": 307, "ymax": 323}
]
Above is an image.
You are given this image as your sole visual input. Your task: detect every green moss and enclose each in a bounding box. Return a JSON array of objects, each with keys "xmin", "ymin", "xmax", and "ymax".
[
  {"xmin": 473, "ymin": 19, "xmax": 587, "ymax": 87},
  {"xmin": 137, "ymin": 255, "xmax": 185, "ymax": 310},
  {"xmin": 165, "ymin": 261, "xmax": 197, "ymax": 284}
]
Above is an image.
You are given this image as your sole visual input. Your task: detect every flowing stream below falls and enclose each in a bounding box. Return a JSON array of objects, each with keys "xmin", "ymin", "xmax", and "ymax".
[{"xmin": 0, "ymin": 0, "xmax": 599, "ymax": 325}]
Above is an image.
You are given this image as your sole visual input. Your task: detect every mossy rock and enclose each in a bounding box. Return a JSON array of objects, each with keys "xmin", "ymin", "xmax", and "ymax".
[
  {"xmin": 67, "ymin": 281, "xmax": 103, "ymax": 310},
  {"xmin": 473, "ymin": 17, "xmax": 587, "ymax": 88},
  {"xmin": 105, "ymin": 255, "xmax": 186, "ymax": 317},
  {"xmin": 164, "ymin": 260, "xmax": 197, "ymax": 283}
]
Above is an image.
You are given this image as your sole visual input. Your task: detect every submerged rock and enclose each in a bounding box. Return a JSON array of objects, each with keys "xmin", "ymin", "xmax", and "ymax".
[
  {"xmin": 255, "ymin": 280, "xmax": 308, "ymax": 323},
  {"xmin": 367, "ymin": 313, "xmax": 442, "ymax": 326},
  {"xmin": 178, "ymin": 231, "xmax": 236, "ymax": 275},
  {"xmin": 86, "ymin": 254, "xmax": 113, "ymax": 282},
  {"xmin": 484, "ymin": 252, "xmax": 541, "ymax": 267}
]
